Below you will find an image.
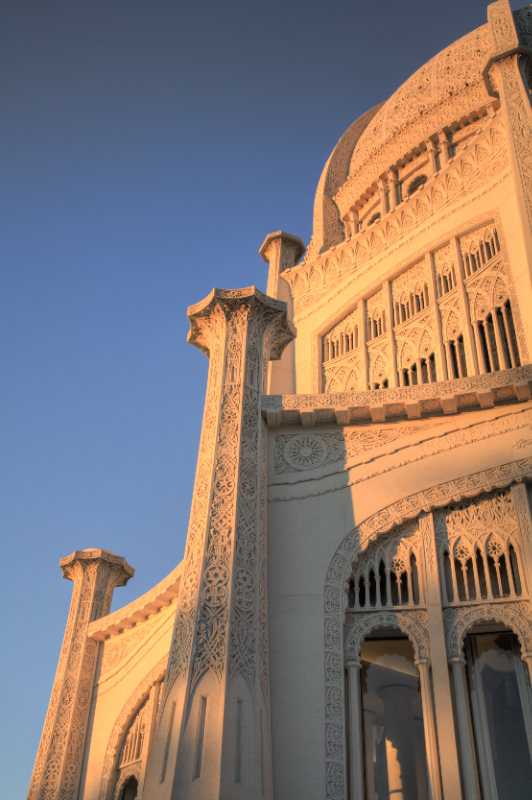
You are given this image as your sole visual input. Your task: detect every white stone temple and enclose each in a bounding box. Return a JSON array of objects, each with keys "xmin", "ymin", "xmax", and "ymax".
[{"xmin": 28, "ymin": 2, "xmax": 532, "ymax": 799}]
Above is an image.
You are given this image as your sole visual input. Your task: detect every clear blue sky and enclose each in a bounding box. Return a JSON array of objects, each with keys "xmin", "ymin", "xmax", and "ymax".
[{"xmin": 0, "ymin": 1, "xmax": 524, "ymax": 795}]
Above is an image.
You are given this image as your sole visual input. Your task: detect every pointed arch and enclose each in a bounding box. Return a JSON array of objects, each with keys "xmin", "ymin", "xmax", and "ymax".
[{"xmin": 98, "ymin": 657, "xmax": 167, "ymax": 800}]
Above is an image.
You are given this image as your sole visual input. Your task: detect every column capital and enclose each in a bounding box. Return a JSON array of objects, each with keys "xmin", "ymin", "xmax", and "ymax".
[
  {"xmin": 59, "ymin": 548, "xmax": 134, "ymax": 586},
  {"xmin": 259, "ymin": 231, "xmax": 305, "ymax": 267},
  {"xmin": 187, "ymin": 285, "xmax": 295, "ymax": 360}
]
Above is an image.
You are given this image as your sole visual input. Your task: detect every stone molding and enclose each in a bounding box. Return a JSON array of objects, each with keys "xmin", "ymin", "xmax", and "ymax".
[
  {"xmin": 270, "ymin": 409, "xmax": 532, "ymax": 505},
  {"xmin": 262, "ymin": 364, "xmax": 532, "ymax": 427},
  {"xmin": 323, "ymin": 458, "xmax": 532, "ymax": 800},
  {"xmin": 88, "ymin": 561, "xmax": 183, "ymax": 641}
]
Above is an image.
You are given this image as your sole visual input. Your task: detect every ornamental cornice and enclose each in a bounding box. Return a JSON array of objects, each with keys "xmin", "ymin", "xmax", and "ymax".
[{"xmin": 261, "ymin": 364, "xmax": 532, "ymax": 426}]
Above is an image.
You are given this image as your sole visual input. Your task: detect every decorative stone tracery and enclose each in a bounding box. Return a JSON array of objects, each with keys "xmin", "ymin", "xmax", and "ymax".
[
  {"xmin": 324, "ymin": 457, "xmax": 532, "ymax": 800},
  {"xmin": 443, "ymin": 601, "xmax": 532, "ymax": 660},
  {"xmin": 344, "ymin": 608, "xmax": 430, "ymax": 664}
]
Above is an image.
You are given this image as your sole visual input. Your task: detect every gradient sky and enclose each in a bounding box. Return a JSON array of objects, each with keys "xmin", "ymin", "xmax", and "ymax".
[{"xmin": 1, "ymin": 1, "xmax": 525, "ymax": 795}]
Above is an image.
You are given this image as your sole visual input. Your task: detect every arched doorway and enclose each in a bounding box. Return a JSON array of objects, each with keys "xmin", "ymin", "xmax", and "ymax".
[{"xmin": 120, "ymin": 776, "xmax": 138, "ymax": 800}]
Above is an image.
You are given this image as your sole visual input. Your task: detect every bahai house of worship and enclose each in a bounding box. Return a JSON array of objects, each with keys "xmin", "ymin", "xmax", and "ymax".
[{"xmin": 28, "ymin": 2, "xmax": 532, "ymax": 799}]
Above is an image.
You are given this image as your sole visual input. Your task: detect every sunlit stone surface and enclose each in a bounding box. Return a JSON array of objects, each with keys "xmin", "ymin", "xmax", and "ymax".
[{"xmin": 28, "ymin": 2, "xmax": 532, "ymax": 799}]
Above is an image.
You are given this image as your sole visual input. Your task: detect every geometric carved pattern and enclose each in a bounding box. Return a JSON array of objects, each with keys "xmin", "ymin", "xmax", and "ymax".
[
  {"xmin": 344, "ymin": 608, "xmax": 430, "ymax": 663},
  {"xmin": 274, "ymin": 426, "xmax": 435, "ymax": 474},
  {"xmin": 161, "ymin": 288, "xmax": 294, "ymax": 724},
  {"xmin": 443, "ymin": 601, "xmax": 532, "ymax": 660},
  {"xmin": 324, "ymin": 458, "xmax": 532, "ymax": 800}
]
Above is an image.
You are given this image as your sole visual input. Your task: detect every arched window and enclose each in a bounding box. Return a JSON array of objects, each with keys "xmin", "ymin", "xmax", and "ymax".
[
  {"xmin": 408, "ymin": 174, "xmax": 428, "ymax": 195},
  {"xmin": 368, "ymin": 212, "xmax": 381, "ymax": 226},
  {"xmin": 359, "ymin": 636, "xmax": 430, "ymax": 800},
  {"xmin": 474, "ymin": 299, "xmax": 520, "ymax": 373},
  {"xmin": 465, "ymin": 632, "xmax": 532, "ymax": 799},
  {"xmin": 120, "ymin": 777, "xmax": 138, "ymax": 800}
]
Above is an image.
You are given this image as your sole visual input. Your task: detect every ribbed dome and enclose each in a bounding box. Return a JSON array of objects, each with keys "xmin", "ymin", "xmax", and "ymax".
[{"xmin": 306, "ymin": 22, "xmax": 495, "ymax": 261}]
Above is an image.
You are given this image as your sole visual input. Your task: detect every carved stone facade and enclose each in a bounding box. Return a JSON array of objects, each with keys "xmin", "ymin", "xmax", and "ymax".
[{"xmin": 28, "ymin": 4, "xmax": 532, "ymax": 800}]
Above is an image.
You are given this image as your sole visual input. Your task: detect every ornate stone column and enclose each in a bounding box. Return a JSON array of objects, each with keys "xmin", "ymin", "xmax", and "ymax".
[
  {"xmin": 260, "ymin": 231, "xmax": 305, "ymax": 395},
  {"xmin": 425, "ymin": 252, "xmax": 448, "ymax": 381},
  {"xmin": 27, "ymin": 550, "xmax": 134, "ymax": 800},
  {"xmin": 142, "ymin": 287, "xmax": 294, "ymax": 800},
  {"xmin": 450, "ymin": 236, "xmax": 479, "ymax": 376}
]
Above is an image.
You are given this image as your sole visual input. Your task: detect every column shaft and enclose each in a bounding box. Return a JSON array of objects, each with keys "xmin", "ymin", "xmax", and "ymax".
[
  {"xmin": 416, "ymin": 661, "xmax": 443, "ymax": 800},
  {"xmin": 450, "ymin": 660, "xmax": 482, "ymax": 800}
]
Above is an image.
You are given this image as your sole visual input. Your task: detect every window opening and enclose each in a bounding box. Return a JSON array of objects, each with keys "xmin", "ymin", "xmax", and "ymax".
[
  {"xmin": 359, "ymin": 637, "xmax": 430, "ymax": 800},
  {"xmin": 408, "ymin": 174, "xmax": 428, "ymax": 195},
  {"xmin": 465, "ymin": 633, "xmax": 532, "ymax": 800}
]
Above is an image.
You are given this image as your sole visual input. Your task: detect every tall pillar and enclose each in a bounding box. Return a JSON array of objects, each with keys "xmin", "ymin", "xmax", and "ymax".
[
  {"xmin": 27, "ymin": 550, "xmax": 134, "ymax": 800},
  {"xmin": 260, "ymin": 231, "xmax": 305, "ymax": 395},
  {"xmin": 384, "ymin": 280, "xmax": 398, "ymax": 387},
  {"xmin": 418, "ymin": 514, "xmax": 463, "ymax": 799},
  {"xmin": 142, "ymin": 287, "xmax": 294, "ymax": 800},
  {"xmin": 359, "ymin": 300, "xmax": 369, "ymax": 389}
]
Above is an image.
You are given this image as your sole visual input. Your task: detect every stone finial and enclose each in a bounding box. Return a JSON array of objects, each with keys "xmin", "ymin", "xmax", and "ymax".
[
  {"xmin": 259, "ymin": 231, "xmax": 305, "ymax": 266},
  {"xmin": 259, "ymin": 231, "xmax": 306, "ymax": 301}
]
